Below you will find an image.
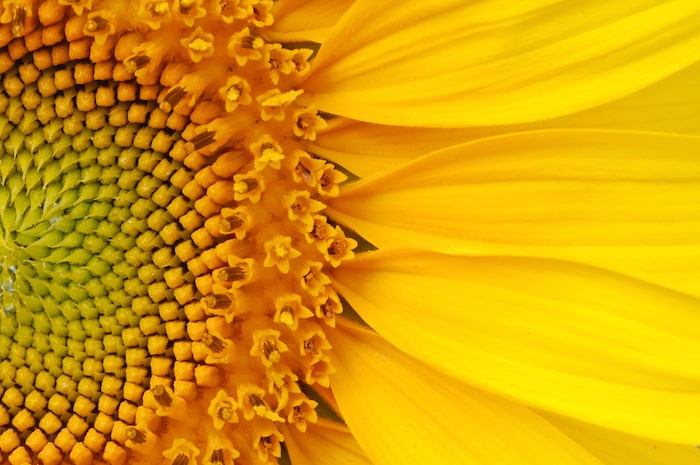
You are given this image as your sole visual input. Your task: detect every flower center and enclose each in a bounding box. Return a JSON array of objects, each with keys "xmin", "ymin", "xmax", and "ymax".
[{"xmin": 0, "ymin": 2, "xmax": 357, "ymax": 465}]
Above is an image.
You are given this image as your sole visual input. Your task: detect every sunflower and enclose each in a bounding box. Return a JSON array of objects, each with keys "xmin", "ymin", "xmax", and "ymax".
[{"xmin": 0, "ymin": 1, "xmax": 699, "ymax": 465}]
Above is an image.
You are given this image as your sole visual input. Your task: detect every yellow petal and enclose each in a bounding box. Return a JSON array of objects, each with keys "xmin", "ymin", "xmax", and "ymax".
[
  {"xmin": 329, "ymin": 130, "xmax": 700, "ymax": 296},
  {"xmin": 269, "ymin": 0, "xmax": 356, "ymax": 43},
  {"xmin": 329, "ymin": 323, "xmax": 604, "ymax": 465},
  {"xmin": 283, "ymin": 419, "xmax": 373, "ymax": 465},
  {"xmin": 543, "ymin": 414, "xmax": 700, "ymax": 465},
  {"xmin": 547, "ymin": 60, "xmax": 700, "ymax": 134},
  {"xmin": 312, "ymin": 62, "xmax": 700, "ymax": 176},
  {"xmin": 309, "ymin": 118, "xmax": 481, "ymax": 177},
  {"xmin": 305, "ymin": 0, "xmax": 700, "ymax": 126},
  {"xmin": 331, "ymin": 250, "xmax": 700, "ymax": 443}
]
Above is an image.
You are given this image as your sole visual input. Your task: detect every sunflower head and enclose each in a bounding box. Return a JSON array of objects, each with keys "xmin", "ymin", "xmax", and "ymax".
[{"xmin": 0, "ymin": 1, "xmax": 355, "ymax": 464}]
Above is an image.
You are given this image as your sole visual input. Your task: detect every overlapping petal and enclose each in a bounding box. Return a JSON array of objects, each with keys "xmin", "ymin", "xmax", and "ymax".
[
  {"xmin": 269, "ymin": 0, "xmax": 356, "ymax": 42},
  {"xmin": 311, "ymin": 62, "xmax": 700, "ymax": 176},
  {"xmin": 284, "ymin": 419, "xmax": 373, "ymax": 465},
  {"xmin": 331, "ymin": 250, "xmax": 700, "ymax": 443},
  {"xmin": 328, "ymin": 130, "xmax": 700, "ymax": 296},
  {"xmin": 543, "ymin": 414, "xmax": 700, "ymax": 465},
  {"xmin": 305, "ymin": 0, "xmax": 700, "ymax": 126},
  {"xmin": 329, "ymin": 322, "xmax": 605, "ymax": 465}
]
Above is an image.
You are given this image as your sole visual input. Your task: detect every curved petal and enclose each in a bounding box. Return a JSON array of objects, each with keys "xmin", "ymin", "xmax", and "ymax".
[
  {"xmin": 328, "ymin": 130, "xmax": 700, "ymax": 297},
  {"xmin": 309, "ymin": 118, "xmax": 481, "ymax": 177},
  {"xmin": 269, "ymin": 0, "xmax": 355, "ymax": 43},
  {"xmin": 328, "ymin": 322, "xmax": 604, "ymax": 465},
  {"xmin": 305, "ymin": 0, "xmax": 700, "ymax": 127},
  {"xmin": 543, "ymin": 414, "xmax": 700, "ymax": 465},
  {"xmin": 283, "ymin": 419, "xmax": 373, "ymax": 465},
  {"xmin": 330, "ymin": 250, "xmax": 700, "ymax": 443},
  {"xmin": 311, "ymin": 62, "xmax": 700, "ymax": 176}
]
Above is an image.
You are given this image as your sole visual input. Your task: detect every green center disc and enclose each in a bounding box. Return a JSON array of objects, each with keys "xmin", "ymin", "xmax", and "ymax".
[{"xmin": 0, "ymin": 56, "xmax": 200, "ymax": 442}]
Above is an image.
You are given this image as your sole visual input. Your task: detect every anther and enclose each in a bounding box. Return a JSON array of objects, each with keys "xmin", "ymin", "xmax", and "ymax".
[
  {"xmin": 240, "ymin": 36, "xmax": 256, "ymax": 49},
  {"xmin": 202, "ymin": 333, "xmax": 225, "ymax": 353},
  {"xmin": 152, "ymin": 385, "xmax": 172, "ymax": 407},
  {"xmin": 179, "ymin": 0, "xmax": 196, "ymax": 13},
  {"xmin": 328, "ymin": 239, "xmax": 346, "ymax": 257},
  {"xmin": 218, "ymin": 0, "xmax": 233, "ymax": 16},
  {"xmin": 11, "ymin": 4, "xmax": 26, "ymax": 37},
  {"xmin": 201, "ymin": 293, "xmax": 232, "ymax": 309},
  {"xmin": 146, "ymin": 1, "xmax": 169, "ymax": 16},
  {"xmin": 125, "ymin": 427, "xmax": 146, "ymax": 444},
  {"xmin": 215, "ymin": 265, "xmax": 246, "ymax": 282},
  {"xmin": 317, "ymin": 165, "xmax": 347, "ymax": 196},
  {"xmin": 219, "ymin": 214, "xmax": 243, "ymax": 233},
  {"xmin": 208, "ymin": 391, "xmax": 238, "ymax": 428},
  {"xmin": 219, "ymin": 76, "xmax": 253, "ymax": 108},
  {"xmin": 172, "ymin": 454, "xmax": 189, "ymax": 465},
  {"xmin": 310, "ymin": 219, "xmax": 328, "ymax": 240},
  {"xmin": 183, "ymin": 29, "xmax": 214, "ymax": 62},
  {"xmin": 293, "ymin": 405, "xmax": 303, "ymax": 421},
  {"xmin": 320, "ymin": 172, "xmax": 332, "ymax": 189},
  {"xmin": 320, "ymin": 301, "xmax": 334, "ymax": 318},
  {"xmin": 124, "ymin": 53, "xmax": 151, "ymax": 73},
  {"xmin": 163, "ymin": 86, "xmax": 187, "ymax": 109},
  {"xmin": 190, "ymin": 131, "xmax": 215, "ymax": 150},
  {"xmin": 249, "ymin": 394, "xmax": 264, "ymax": 408},
  {"xmin": 295, "ymin": 161, "xmax": 312, "ymax": 184},
  {"xmin": 210, "ymin": 449, "xmax": 224, "ymax": 465},
  {"xmin": 226, "ymin": 86, "xmax": 240, "ymax": 102},
  {"xmin": 262, "ymin": 340, "xmax": 276, "ymax": 360},
  {"xmin": 233, "ymin": 178, "xmax": 258, "ymax": 194},
  {"xmin": 216, "ymin": 401, "xmax": 234, "ymax": 421},
  {"xmin": 278, "ymin": 306, "xmax": 294, "ymax": 326},
  {"xmin": 304, "ymin": 338, "xmax": 316, "ymax": 354},
  {"xmin": 84, "ymin": 16, "xmax": 109, "ymax": 33}
]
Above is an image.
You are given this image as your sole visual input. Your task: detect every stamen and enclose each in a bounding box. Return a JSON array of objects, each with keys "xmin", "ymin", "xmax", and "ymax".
[
  {"xmin": 310, "ymin": 217, "xmax": 330, "ymax": 241},
  {"xmin": 163, "ymin": 86, "xmax": 187, "ymax": 109},
  {"xmin": 240, "ymin": 36, "xmax": 256, "ymax": 49},
  {"xmin": 219, "ymin": 76, "xmax": 251, "ymax": 112},
  {"xmin": 207, "ymin": 390, "xmax": 238, "ymax": 429},
  {"xmin": 190, "ymin": 130, "xmax": 216, "ymax": 150},
  {"xmin": 182, "ymin": 29, "xmax": 215, "ymax": 62},
  {"xmin": 217, "ymin": 402, "xmax": 234, "ymax": 420},
  {"xmin": 125, "ymin": 427, "xmax": 146, "ymax": 444},
  {"xmin": 295, "ymin": 161, "xmax": 312, "ymax": 183},
  {"xmin": 202, "ymin": 333, "xmax": 225, "ymax": 353},
  {"xmin": 234, "ymin": 178, "xmax": 257, "ymax": 194},
  {"xmin": 215, "ymin": 265, "xmax": 246, "ymax": 282},
  {"xmin": 328, "ymin": 239, "xmax": 346, "ymax": 256},
  {"xmin": 172, "ymin": 454, "xmax": 189, "ymax": 465},
  {"xmin": 219, "ymin": 214, "xmax": 243, "ymax": 232},
  {"xmin": 124, "ymin": 53, "xmax": 152, "ymax": 73},
  {"xmin": 210, "ymin": 449, "xmax": 224, "ymax": 464},
  {"xmin": 201, "ymin": 293, "xmax": 232, "ymax": 309},
  {"xmin": 152, "ymin": 385, "xmax": 173, "ymax": 407},
  {"xmin": 10, "ymin": 4, "xmax": 26, "ymax": 37}
]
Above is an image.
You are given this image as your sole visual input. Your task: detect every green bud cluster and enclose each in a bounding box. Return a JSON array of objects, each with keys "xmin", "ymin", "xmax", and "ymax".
[{"xmin": 0, "ymin": 57, "xmax": 200, "ymax": 454}]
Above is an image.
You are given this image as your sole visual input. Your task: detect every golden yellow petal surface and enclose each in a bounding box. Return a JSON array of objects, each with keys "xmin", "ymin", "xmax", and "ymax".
[
  {"xmin": 310, "ymin": 63, "xmax": 700, "ymax": 176},
  {"xmin": 329, "ymin": 130, "xmax": 700, "ymax": 297},
  {"xmin": 332, "ymin": 250, "xmax": 700, "ymax": 443},
  {"xmin": 306, "ymin": 0, "xmax": 700, "ymax": 126},
  {"xmin": 329, "ymin": 322, "xmax": 606, "ymax": 465}
]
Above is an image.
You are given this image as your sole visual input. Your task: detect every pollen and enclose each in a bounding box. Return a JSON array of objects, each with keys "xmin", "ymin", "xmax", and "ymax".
[{"xmin": 0, "ymin": 1, "xmax": 354, "ymax": 465}]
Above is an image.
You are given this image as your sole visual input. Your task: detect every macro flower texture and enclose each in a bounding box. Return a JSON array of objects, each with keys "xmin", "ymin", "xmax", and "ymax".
[{"xmin": 0, "ymin": 0, "xmax": 699, "ymax": 464}]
